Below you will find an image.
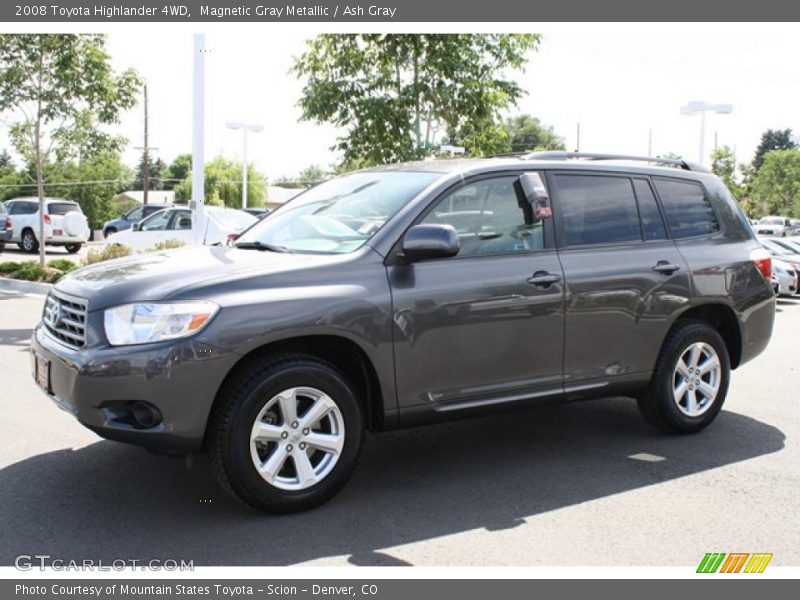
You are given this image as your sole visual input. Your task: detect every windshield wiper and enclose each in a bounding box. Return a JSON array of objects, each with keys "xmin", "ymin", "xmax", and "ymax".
[{"xmin": 234, "ymin": 241, "xmax": 294, "ymax": 253}]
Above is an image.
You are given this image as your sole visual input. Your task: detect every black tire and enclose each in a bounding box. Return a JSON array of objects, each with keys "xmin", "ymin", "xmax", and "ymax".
[
  {"xmin": 103, "ymin": 228, "xmax": 116, "ymax": 239},
  {"xmin": 0, "ymin": 242, "xmax": 5, "ymax": 253},
  {"xmin": 209, "ymin": 353, "xmax": 364, "ymax": 513},
  {"xmin": 637, "ymin": 320, "xmax": 730, "ymax": 434},
  {"xmin": 21, "ymin": 229, "xmax": 39, "ymax": 254},
  {"xmin": 65, "ymin": 243, "xmax": 82, "ymax": 254}
]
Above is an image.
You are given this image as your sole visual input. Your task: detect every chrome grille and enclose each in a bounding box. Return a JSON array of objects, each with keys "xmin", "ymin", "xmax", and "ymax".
[{"xmin": 43, "ymin": 291, "xmax": 87, "ymax": 348}]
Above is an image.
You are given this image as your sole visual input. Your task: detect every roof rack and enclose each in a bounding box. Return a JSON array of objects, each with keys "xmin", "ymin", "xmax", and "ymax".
[{"xmin": 520, "ymin": 151, "xmax": 709, "ymax": 173}]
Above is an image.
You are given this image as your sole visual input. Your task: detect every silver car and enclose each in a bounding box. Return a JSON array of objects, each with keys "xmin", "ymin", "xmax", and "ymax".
[{"xmin": 773, "ymin": 258, "xmax": 798, "ymax": 296}]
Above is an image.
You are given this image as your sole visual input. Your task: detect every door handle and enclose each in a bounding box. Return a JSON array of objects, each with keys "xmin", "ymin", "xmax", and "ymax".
[
  {"xmin": 652, "ymin": 261, "xmax": 681, "ymax": 274},
  {"xmin": 526, "ymin": 271, "xmax": 561, "ymax": 286}
]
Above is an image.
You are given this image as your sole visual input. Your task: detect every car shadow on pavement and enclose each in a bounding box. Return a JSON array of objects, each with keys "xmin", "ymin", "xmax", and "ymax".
[
  {"xmin": 0, "ymin": 329, "xmax": 33, "ymax": 348},
  {"xmin": 0, "ymin": 399, "xmax": 784, "ymax": 566}
]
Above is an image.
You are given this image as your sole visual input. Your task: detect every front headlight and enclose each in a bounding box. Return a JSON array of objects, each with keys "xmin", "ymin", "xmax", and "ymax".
[{"xmin": 104, "ymin": 301, "xmax": 219, "ymax": 346}]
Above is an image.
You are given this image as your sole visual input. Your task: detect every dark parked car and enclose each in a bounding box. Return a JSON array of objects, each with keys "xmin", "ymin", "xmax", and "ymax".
[
  {"xmin": 31, "ymin": 152, "xmax": 775, "ymax": 512},
  {"xmin": 0, "ymin": 201, "xmax": 11, "ymax": 251},
  {"xmin": 102, "ymin": 203, "xmax": 173, "ymax": 238}
]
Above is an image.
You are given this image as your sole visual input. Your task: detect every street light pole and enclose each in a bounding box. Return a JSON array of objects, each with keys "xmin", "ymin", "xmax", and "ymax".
[
  {"xmin": 226, "ymin": 122, "xmax": 264, "ymax": 209},
  {"xmin": 680, "ymin": 101, "xmax": 732, "ymax": 165}
]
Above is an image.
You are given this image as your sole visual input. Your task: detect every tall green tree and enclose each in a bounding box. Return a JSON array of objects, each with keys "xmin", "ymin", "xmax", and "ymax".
[
  {"xmin": 163, "ymin": 153, "xmax": 192, "ymax": 190},
  {"xmin": 133, "ymin": 155, "xmax": 167, "ymax": 191},
  {"xmin": 174, "ymin": 156, "xmax": 268, "ymax": 208},
  {"xmin": 752, "ymin": 128, "xmax": 796, "ymax": 171},
  {"xmin": 505, "ymin": 115, "xmax": 565, "ymax": 153},
  {"xmin": 748, "ymin": 149, "xmax": 800, "ymax": 217},
  {"xmin": 293, "ymin": 34, "xmax": 540, "ymax": 165},
  {"xmin": 711, "ymin": 145, "xmax": 742, "ymax": 199},
  {"xmin": 0, "ymin": 34, "xmax": 141, "ymax": 265}
]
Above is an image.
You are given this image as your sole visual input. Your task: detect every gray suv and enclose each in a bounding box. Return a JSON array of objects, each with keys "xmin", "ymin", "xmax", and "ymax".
[{"xmin": 30, "ymin": 152, "xmax": 776, "ymax": 512}]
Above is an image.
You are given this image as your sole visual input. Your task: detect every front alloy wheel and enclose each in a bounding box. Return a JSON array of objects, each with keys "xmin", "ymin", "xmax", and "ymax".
[
  {"xmin": 250, "ymin": 387, "xmax": 345, "ymax": 491},
  {"xmin": 211, "ymin": 354, "xmax": 363, "ymax": 513}
]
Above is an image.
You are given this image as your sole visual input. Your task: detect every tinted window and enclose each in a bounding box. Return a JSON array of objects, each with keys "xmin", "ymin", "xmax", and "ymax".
[
  {"xmin": 47, "ymin": 202, "xmax": 81, "ymax": 215},
  {"xmin": 143, "ymin": 206, "xmax": 164, "ymax": 217},
  {"xmin": 169, "ymin": 210, "xmax": 192, "ymax": 230},
  {"xmin": 653, "ymin": 179, "xmax": 719, "ymax": 238},
  {"xmin": 140, "ymin": 210, "xmax": 172, "ymax": 231},
  {"xmin": 126, "ymin": 207, "xmax": 144, "ymax": 221},
  {"xmin": 555, "ymin": 175, "xmax": 641, "ymax": 246},
  {"xmin": 421, "ymin": 176, "xmax": 545, "ymax": 257},
  {"xmin": 632, "ymin": 179, "xmax": 667, "ymax": 241},
  {"xmin": 11, "ymin": 201, "xmax": 37, "ymax": 215}
]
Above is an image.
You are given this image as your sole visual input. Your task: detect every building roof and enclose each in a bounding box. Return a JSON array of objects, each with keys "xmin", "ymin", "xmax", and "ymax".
[{"xmin": 120, "ymin": 190, "xmax": 176, "ymax": 204}]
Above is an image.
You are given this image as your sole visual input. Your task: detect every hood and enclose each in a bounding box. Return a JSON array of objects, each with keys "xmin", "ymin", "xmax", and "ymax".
[{"xmin": 55, "ymin": 245, "xmax": 328, "ymax": 310}]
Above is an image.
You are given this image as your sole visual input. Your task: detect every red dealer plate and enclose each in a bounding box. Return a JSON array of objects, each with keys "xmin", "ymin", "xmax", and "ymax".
[{"xmin": 35, "ymin": 354, "xmax": 50, "ymax": 392}]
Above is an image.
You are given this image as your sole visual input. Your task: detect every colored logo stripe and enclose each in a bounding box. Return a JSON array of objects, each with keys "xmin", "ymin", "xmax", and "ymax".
[{"xmin": 697, "ymin": 552, "xmax": 773, "ymax": 573}]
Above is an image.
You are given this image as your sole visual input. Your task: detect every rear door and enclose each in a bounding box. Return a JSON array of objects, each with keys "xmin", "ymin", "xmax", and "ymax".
[
  {"xmin": 46, "ymin": 202, "xmax": 83, "ymax": 238},
  {"xmin": 549, "ymin": 172, "xmax": 692, "ymax": 391}
]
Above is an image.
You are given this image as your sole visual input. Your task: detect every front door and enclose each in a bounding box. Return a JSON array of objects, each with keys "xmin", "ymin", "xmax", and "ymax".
[{"xmin": 389, "ymin": 173, "xmax": 565, "ymax": 414}]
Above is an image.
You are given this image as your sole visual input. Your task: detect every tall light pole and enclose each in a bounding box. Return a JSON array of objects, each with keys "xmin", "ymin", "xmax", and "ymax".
[
  {"xmin": 191, "ymin": 34, "xmax": 206, "ymax": 247},
  {"xmin": 226, "ymin": 122, "xmax": 263, "ymax": 209},
  {"xmin": 680, "ymin": 101, "xmax": 733, "ymax": 165}
]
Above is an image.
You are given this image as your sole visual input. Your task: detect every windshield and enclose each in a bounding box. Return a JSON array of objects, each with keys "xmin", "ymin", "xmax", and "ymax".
[
  {"xmin": 235, "ymin": 171, "xmax": 441, "ymax": 253},
  {"xmin": 759, "ymin": 217, "xmax": 784, "ymax": 225},
  {"xmin": 207, "ymin": 207, "xmax": 257, "ymax": 232}
]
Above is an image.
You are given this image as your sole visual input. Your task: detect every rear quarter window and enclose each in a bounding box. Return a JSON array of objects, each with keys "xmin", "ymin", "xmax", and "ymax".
[{"xmin": 653, "ymin": 178, "xmax": 720, "ymax": 238}]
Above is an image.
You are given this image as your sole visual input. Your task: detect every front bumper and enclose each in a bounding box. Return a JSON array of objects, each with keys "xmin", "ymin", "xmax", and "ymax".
[{"xmin": 30, "ymin": 324, "xmax": 241, "ymax": 452}]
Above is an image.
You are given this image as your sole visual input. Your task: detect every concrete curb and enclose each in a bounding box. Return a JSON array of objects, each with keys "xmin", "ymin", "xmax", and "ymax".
[{"xmin": 0, "ymin": 277, "xmax": 52, "ymax": 296}]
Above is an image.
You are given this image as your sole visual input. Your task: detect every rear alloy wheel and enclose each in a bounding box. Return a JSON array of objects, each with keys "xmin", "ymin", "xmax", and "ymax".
[
  {"xmin": 211, "ymin": 354, "xmax": 363, "ymax": 513},
  {"xmin": 65, "ymin": 243, "xmax": 82, "ymax": 254},
  {"xmin": 637, "ymin": 320, "xmax": 730, "ymax": 434},
  {"xmin": 21, "ymin": 230, "xmax": 39, "ymax": 253}
]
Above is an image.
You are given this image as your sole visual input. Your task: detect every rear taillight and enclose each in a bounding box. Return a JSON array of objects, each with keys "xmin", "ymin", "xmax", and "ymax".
[
  {"xmin": 751, "ymin": 247, "xmax": 772, "ymax": 281},
  {"xmin": 43, "ymin": 214, "xmax": 51, "ymax": 225},
  {"xmin": 227, "ymin": 233, "xmax": 240, "ymax": 243},
  {"xmin": 4, "ymin": 218, "xmax": 10, "ymax": 229}
]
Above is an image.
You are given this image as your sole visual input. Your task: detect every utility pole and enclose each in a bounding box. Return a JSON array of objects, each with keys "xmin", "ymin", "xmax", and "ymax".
[
  {"xmin": 576, "ymin": 123, "xmax": 581, "ymax": 152},
  {"xmin": 135, "ymin": 84, "xmax": 157, "ymax": 204},
  {"xmin": 648, "ymin": 128, "xmax": 653, "ymax": 156}
]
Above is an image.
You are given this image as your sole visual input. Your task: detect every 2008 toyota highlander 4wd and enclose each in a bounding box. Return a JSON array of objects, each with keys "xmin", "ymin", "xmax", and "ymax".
[{"xmin": 30, "ymin": 152, "xmax": 775, "ymax": 512}]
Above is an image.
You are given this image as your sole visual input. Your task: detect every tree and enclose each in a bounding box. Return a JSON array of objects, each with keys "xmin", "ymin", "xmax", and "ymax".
[
  {"xmin": 133, "ymin": 155, "xmax": 167, "ymax": 191},
  {"xmin": 752, "ymin": 128, "xmax": 796, "ymax": 171},
  {"xmin": 173, "ymin": 156, "xmax": 268, "ymax": 208},
  {"xmin": 163, "ymin": 153, "xmax": 192, "ymax": 190},
  {"xmin": 0, "ymin": 34, "xmax": 141, "ymax": 265},
  {"xmin": 505, "ymin": 115, "xmax": 565, "ymax": 153},
  {"xmin": 0, "ymin": 149, "xmax": 12, "ymax": 169},
  {"xmin": 711, "ymin": 145, "xmax": 742, "ymax": 199},
  {"xmin": 0, "ymin": 150, "xmax": 25, "ymax": 201},
  {"xmin": 748, "ymin": 149, "xmax": 800, "ymax": 217},
  {"xmin": 45, "ymin": 151, "xmax": 134, "ymax": 230},
  {"xmin": 293, "ymin": 34, "xmax": 540, "ymax": 165}
]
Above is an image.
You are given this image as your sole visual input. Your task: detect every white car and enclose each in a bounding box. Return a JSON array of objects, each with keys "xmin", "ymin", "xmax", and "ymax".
[
  {"xmin": 3, "ymin": 197, "xmax": 89, "ymax": 253},
  {"xmin": 773, "ymin": 258, "xmax": 798, "ymax": 296},
  {"xmin": 755, "ymin": 216, "xmax": 791, "ymax": 237},
  {"xmin": 106, "ymin": 206, "xmax": 257, "ymax": 250}
]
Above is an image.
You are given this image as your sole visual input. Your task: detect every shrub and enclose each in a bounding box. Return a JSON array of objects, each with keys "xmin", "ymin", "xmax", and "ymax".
[
  {"xmin": 81, "ymin": 244, "xmax": 133, "ymax": 266},
  {"xmin": 0, "ymin": 261, "xmax": 22, "ymax": 274},
  {"xmin": 9, "ymin": 261, "xmax": 46, "ymax": 281},
  {"xmin": 47, "ymin": 259, "xmax": 78, "ymax": 273},
  {"xmin": 149, "ymin": 239, "xmax": 186, "ymax": 252}
]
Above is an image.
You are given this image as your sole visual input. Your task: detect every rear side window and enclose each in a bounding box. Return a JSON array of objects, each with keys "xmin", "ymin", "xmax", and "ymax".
[
  {"xmin": 47, "ymin": 202, "xmax": 81, "ymax": 215},
  {"xmin": 0, "ymin": 203, "xmax": 6, "ymax": 215},
  {"xmin": 632, "ymin": 179, "xmax": 667, "ymax": 241},
  {"xmin": 554, "ymin": 174, "xmax": 641, "ymax": 246},
  {"xmin": 11, "ymin": 201, "xmax": 37, "ymax": 215},
  {"xmin": 653, "ymin": 178, "xmax": 719, "ymax": 238}
]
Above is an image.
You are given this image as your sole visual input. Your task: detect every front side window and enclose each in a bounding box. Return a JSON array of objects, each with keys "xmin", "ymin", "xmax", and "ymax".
[
  {"xmin": 11, "ymin": 201, "xmax": 37, "ymax": 215},
  {"xmin": 653, "ymin": 178, "xmax": 720, "ymax": 238},
  {"xmin": 170, "ymin": 210, "xmax": 193, "ymax": 230},
  {"xmin": 421, "ymin": 175, "xmax": 545, "ymax": 257},
  {"xmin": 555, "ymin": 175, "xmax": 641, "ymax": 246},
  {"xmin": 235, "ymin": 171, "xmax": 440, "ymax": 254},
  {"xmin": 140, "ymin": 210, "xmax": 172, "ymax": 231}
]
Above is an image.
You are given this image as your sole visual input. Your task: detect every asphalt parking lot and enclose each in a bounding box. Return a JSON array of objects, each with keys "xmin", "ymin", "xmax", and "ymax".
[{"xmin": 0, "ymin": 291, "xmax": 797, "ymax": 567}]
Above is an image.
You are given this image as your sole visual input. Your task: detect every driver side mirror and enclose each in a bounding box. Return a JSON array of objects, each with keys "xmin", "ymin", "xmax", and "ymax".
[
  {"xmin": 132, "ymin": 223, "xmax": 141, "ymax": 232},
  {"xmin": 400, "ymin": 224, "xmax": 460, "ymax": 263},
  {"xmin": 517, "ymin": 172, "xmax": 552, "ymax": 219}
]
